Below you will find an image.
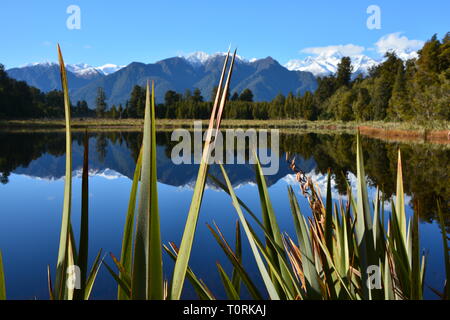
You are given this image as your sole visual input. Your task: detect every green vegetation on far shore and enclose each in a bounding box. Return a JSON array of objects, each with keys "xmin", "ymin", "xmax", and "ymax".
[{"xmin": 2, "ymin": 118, "xmax": 449, "ymax": 132}]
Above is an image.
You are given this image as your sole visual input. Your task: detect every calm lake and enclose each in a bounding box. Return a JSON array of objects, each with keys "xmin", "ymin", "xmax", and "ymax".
[{"xmin": 0, "ymin": 130, "xmax": 448, "ymax": 299}]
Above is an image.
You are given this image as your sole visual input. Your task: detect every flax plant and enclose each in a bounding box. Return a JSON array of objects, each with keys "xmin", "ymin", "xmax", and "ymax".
[
  {"xmin": 105, "ymin": 49, "xmax": 237, "ymax": 300},
  {"xmin": 47, "ymin": 45, "xmax": 102, "ymax": 300},
  {"xmin": 210, "ymin": 133, "xmax": 449, "ymax": 300}
]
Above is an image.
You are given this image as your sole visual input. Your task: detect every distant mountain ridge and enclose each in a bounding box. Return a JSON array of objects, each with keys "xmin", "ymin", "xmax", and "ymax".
[
  {"xmin": 6, "ymin": 62, "xmax": 124, "ymax": 93},
  {"xmin": 6, "ymin": 48, "xmax": 421, "ymax": 104},
  {"xmin": 6, "ymin": 54, "xmax": 317, "ymax": 108},
  {"xmin": 284, "ymin": 49, "xmax": 418, "ymax": 77},
  {"xmin": 285, "ymin": 51, "xmax": 379, "ymax": 77},
  {"xmin": 21, "ymin": 62, "xmax": 125, "ymax": 77}
]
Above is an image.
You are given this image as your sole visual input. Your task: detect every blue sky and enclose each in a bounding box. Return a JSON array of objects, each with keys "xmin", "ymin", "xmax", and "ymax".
[{"xmin": 0, "ymin": 0, "xmax": 448, "ymax": 68}]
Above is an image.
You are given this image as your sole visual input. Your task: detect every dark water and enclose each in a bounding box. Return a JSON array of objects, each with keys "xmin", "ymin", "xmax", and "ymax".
[{"xmin": 0, "ymin": 130, "xmax": 448, "ymax": 299}]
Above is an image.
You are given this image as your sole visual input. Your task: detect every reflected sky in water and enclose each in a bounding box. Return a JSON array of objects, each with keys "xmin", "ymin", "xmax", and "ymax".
[{"xmin": 0, "ymin": 131, "xmax": 448, "ymax": 299}]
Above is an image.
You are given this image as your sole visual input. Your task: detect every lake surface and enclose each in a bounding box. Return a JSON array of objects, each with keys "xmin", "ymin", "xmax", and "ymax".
[{"xmin": 0, "ymin": 130, "xmax": 448, "ymax": 299}]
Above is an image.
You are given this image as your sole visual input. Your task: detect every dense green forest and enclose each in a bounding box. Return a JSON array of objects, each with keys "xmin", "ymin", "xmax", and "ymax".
[
  {"xmin": 0, "ymin": 64, "xmax": 95, "ymax": 118},
  {"xmin": 1, "ymin": 33, "xmax": 448, "ymax": 122}
]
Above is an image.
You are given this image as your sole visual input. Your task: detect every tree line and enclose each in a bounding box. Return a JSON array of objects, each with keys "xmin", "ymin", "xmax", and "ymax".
[
  {"xmin": 0, "ymin": 65, "xmax": 95, "ymax": 119},
  {"xmin": 103, "ymin": 82, "xmax": 317, "ymax": 120},
  {"xmin": 315, "ymin": 33, "xmax": 449, "ymax": 122},
  {"xmin": 1, "ymin": 33, "xmax": 448, "ymax": 122},
  {"xmin": 98, "ymin": 32, "xmax": 450, "ymax": 122}
]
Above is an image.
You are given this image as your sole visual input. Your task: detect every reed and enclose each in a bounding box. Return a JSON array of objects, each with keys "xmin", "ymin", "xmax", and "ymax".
[
  {"xmin": 0, "ymin": 251, "xmax": 5, "ymax": 300},
  {"xmin": 46, "ymin": 46, "xmax": 102, "ymax": 300},
  {"xmin": 103, "ymin": 49, "xmax": 237, "ymax": 300}
]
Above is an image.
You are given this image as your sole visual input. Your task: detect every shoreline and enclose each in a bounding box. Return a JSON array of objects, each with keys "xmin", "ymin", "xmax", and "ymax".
[{"xmin": 1, "ymin": 118, "xmax": 449, "ymax": 144}]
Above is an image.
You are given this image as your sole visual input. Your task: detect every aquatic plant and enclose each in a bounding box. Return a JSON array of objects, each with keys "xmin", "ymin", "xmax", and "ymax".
[
  {"xmin": 103, "ymin": 49, "xmax": 237, "ymax": 300},
  {"xmin": 209, "ymin": 134, "xmax": 450, "ymax": 299},
  {"xmin": 46, "ymin": 46, "xmax": 102, "ymax": 300},
  {"xmin": 0, "ymin": 250, "xmax": 5, "ymax": 300}
]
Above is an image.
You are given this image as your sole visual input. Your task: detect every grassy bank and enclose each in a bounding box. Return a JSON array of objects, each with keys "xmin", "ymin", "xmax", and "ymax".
[
  {"xmin": 1, "ymin": 118, "xmax": 449, "ymax": 143},
  {"xmin": 2, "ymin": 118, "xmax": 450, "ymax": 129}
]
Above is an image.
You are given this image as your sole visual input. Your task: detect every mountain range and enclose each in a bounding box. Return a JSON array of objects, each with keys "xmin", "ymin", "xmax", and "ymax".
[
  {"xmin": 7, "ymin": 53, "xmax": 317, "ymax": 108},
  {"xmin": 7, "ymin": 49, "xmax": 414, "ymax": 108}
]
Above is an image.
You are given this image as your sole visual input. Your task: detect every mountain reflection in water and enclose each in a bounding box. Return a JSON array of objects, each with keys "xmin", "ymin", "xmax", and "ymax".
[{"xmin": 1, "ymin": 130, "xmax": 448, "ymax": 224}]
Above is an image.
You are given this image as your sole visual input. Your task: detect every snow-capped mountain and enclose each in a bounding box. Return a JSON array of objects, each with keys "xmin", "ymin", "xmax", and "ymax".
[
  {"xmin": 96, "ymin": 64, "xmax": 126, "ymax": 75},
  {"xmin": 389, "ymin": 49, "xmax": 419, "ymax": 61},
  {"xmin": 8, "ymin": 54, "xmax": 318, "ymax": 105},
  {"xmin": 67, "ymin": 63, "xmax": 125, "ymax": 77},
  {"xmin": 285, "ymin": 51, "xmax": 379, "ymax": 77},
  {"xmin": 23, "ymin": 62, "xmax": 125, "ymax": 77},
  {"xmin": 8, "ymin": 62, "xmax": 125, "ymax": 92},
  {"xmin": 66, "ymin": 63, "xmax": 103, "ymax": 79},
  {"xmin": 184, "ymin": 51, "xmax": 212, "ymax": 65},
  {"xmin": 182, "ymin": 51, "xmax": 252, "ymax": 66}
]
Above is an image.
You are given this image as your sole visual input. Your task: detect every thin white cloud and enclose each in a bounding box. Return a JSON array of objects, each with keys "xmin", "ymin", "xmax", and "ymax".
[
  {"xmin": 300, "ymin": 44, "xmax": 365, "ymax": 57},
  {"xmin": 374, "ymin": 32, "xmax": 424, "ymax": 56}
]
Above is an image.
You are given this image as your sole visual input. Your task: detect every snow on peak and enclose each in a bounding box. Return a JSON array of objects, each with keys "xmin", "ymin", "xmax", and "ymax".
[
  {"xmin": 181, "ymin": 51, "xmax": 252, "ymax": 66},
  {"xmin": 21, "ymin": 62, "xmax": 125, "ymax": 77},
  {"xmin": 23, "ymin": 61, "xmax": 57, "ymax": 68},
  {"xmin": 389, "ymin": 50, "xmax": 419, "ymax": 61},
  {"xmin": 73, "ymin": 168, "xmax": 125, "ymax": 180},
  {"xmin": 285, "ymin": 51, "xmax": 379, "ymax": 77},
  {"xmin": 184, "ymin": 51, "xmax": 211, "ymax": 65},
  {"xmin": 68, "ymin": 63, "xmax": 125, "ymax": 77},
  {"xmin": 96, "ymin": 64, "xmax": 126, "ymax": 75},
  {"xmin": 66, "ymin": 63, "xmax": 102, "ymax": 78}
]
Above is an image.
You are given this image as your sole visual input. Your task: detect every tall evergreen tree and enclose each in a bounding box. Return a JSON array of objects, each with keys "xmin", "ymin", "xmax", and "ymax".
[
  {"xmin": 301, "ymin": 91, "xmax": 316, "ymax": 120},
  {"xmin": 388, "ymin": 64, "xmax": 410, "ymax": 120},
  {"xmin": 336, "ymin": 57, "xmax": 353, "ymax": 88},
  {"xmin": 192, "ymin": 88, "xmax": 204, "ymax": 103},
  {"xmin": 95, "ymin": 87, "xmax": 107, "ymax": 118},
  {"xmin": 270, "ymin": 93, "xmax": 285, "ymax": 119},
  {"xmin": 337, "ymin": 89, "xmax": 355, "ymax": 121},
  {"xmin": 284, "ymin": 92, "xmax": 295, "ymax": 118},
  {"xmin": 165, "ymin": 90, "xmax": 181, "ymax": 106},
  {"xmin": 239, "ymin": 88, "xmax": 254, "ymax": 102},
  {"xmin": 129, "ymin": 85, "xmax": 145, "ymax": 118},
  {"xmin": 371, "ymin": 78, "xmax": 390, "ymax": 120},
  {"xmin": 109, "ymin": 105, "xmax": 116, "ymax": 118},
  {"xmin": 352, "ymin": 87, "xmax": 371, "ymax": 121}
]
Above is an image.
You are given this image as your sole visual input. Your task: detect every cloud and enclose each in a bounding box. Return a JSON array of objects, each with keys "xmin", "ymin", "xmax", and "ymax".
[
  {"xmin": 83, "ymin": 44, "xmax": 92, "ymax": 49},
  {"xmin": 375, "ymin": 32, "xmax": 424, "ymax": 56},
  {"xmin": 42, "ymin": 41, "xmax": 52, "ymax": 46},
  {"xmin": 301, "ymin": 44, "xmax": 365, "ymax": 57}
]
